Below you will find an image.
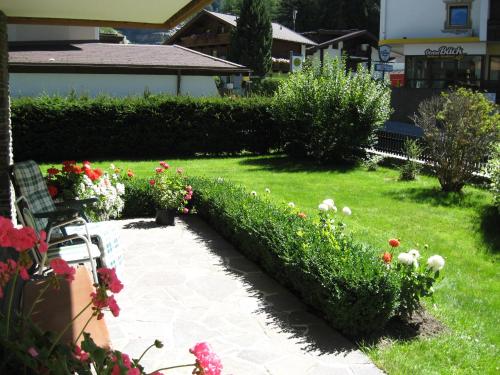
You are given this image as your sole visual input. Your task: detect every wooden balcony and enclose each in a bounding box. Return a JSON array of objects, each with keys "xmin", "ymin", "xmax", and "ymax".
[{"xmin": 180, "ymin": 32, "xmax": 231, "ymax": 47}]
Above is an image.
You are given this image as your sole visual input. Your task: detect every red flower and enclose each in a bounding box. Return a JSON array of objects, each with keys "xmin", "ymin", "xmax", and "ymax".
[
  {"xmin": 73, "ymin": 165, "xmax": 83, "ymax": 174},
  {"xmin": 97, "ymin": 267, "xmax": 123, "ymax": 293},
  {"xmin": 62, "ymin": 160, "xmax": 76, "ymax": 166},
  {"xmin": 382, "ymin": 252, "xmax": 392, "ymax": 264},
  {"xmin": 297, "ymin": 212, "xmax": 307, "ymax": 219},
  {"xmin": 127, "ymin": 169, "xmax": 134, "ymax": 178},
  {"xmin": 47, "ymin": 167, "xmax": 59, "ymax": 175},
  {"xmin": 159, "ymin": 161, "xmax": 169, "ymax": 169},
  {"xmin": 149, "ymin": 179, "xmax": 156, "ymax": 186},
  {"xmin": 49, "ymin": 258, "xmax": 76, "ymax": 282},
  {"xmin": 155, "ymin": 167, "xmax": 163, "ymax": 174},
  {"xmin": 94, "ymin": 168, "xmax": 103, "ymax": 178},
  {"xmin": 48, "ymin": 185, "xmax": 58, "ymax": 198},
  {"xmin": 389, "ymin": 239, "xmax": 400, "ymax": 248}
]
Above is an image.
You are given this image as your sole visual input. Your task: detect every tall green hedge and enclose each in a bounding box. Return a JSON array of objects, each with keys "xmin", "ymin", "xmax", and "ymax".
[
  {"xmin": 11, "ymin": 95, "xmax": 281, "ymax": 162},
  {"xmin": 188, "ymin": 176, "xmax": 400, "ymax": 336}
]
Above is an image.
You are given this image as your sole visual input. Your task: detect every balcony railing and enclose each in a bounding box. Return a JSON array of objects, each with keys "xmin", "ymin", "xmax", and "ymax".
[{"xmin": 180, "ymin": 32, "xmax": 231, "ymax": 47}]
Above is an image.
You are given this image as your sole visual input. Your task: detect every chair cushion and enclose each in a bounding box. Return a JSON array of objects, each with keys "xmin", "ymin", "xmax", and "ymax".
[
  {"xmin": 47, "ymin": 243, "xmax": 101, "ymax": 264},
  {"xmin": 13, "ymin": 160, "xmax": 56, "ymax": 232}
]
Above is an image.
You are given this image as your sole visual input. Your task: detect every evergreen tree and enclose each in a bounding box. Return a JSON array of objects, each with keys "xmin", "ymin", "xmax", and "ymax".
[{"xmin": 229, "ymin": 0, "xmax": 273, "ymax": 76}]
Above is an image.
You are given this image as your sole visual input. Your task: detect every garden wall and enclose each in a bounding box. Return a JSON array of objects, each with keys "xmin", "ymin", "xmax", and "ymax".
[{"xmin": 11, "ymin": 95, "xmax": 281, "ymax": 162}]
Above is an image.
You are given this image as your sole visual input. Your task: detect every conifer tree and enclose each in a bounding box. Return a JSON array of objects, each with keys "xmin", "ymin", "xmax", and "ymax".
[{"xmin": 229, "ymin": 0, "xmax": 273, "ymax": 76}]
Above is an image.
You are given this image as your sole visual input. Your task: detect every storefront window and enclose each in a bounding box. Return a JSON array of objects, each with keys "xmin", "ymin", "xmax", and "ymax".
[
  {"xmin": 489, "ymin": 56, "xmax": 500, "ymax": 81},
  {"xmin": 406, "ymin": 55, "xmax": 483, "ymax": 88}
]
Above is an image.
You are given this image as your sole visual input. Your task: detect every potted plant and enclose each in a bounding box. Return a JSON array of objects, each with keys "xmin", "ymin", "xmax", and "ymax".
[{"xmin": 150, "ymin": 162, "xmax": 193, "ymax": 226}]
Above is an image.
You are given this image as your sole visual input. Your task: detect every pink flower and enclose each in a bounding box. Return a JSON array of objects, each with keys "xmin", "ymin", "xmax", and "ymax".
[
  {"xmin": 38, "ymin": 230, "xmax": 48, "ymax": 254},
  {"xmin": 19, "ymin": 266, "xmax": 30, "ymax": 281},
  {"xmin": 107, "ymin": 295, "xmax": 120, "ymax": 317},
  {"xmin": 150, "ymin": 372, "xmax": 164, "ymax": 375},
  {"xmin": 190, "ymin": 342, "xmax": 223, "ymax": 375},
  {"xmin": 155, "ymin": 167, "xmax": 163, "ymax": 174},
  {"xmin": 0, "ymin": 217, "xmax": 14, "ymax": 246},
  {"xmin": 49, "ymin": 258, "xmax": 76, "ymax": 282},
  {"xmin": 27, "ymin": 347, "xmax": 39, "ymax": 358},
  {"xmin": 74, "ymin": 345, "xmax": 89, "ymax": 362},
  {"xmin": 182, "ymin": 208, "xmax": 189, "ymax": 214},
  {"xmin": 184, "ymin": 194, "xmax": 192, "ymax": 201},
  {"xmin": 149, "ymin": 179, "xmax": 156, "ymax": 186},
  {"xmin": 185, "ymin": 185, "xmax": 193, "ymax": 192},
  {"xmin": 97, "ymin": 268, "xmax": 123, "ymax": 293},
  {"xmin": 159, "ymin": 161, "xmax": 170, "ymax": 169},
  {"xmin": 1, "ymin": 224, "xmax": 38, "ymax": 252}
]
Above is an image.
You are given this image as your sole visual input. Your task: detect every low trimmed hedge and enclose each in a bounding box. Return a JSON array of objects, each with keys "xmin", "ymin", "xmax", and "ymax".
[
  {"xmin": 121, "ymin": 178, "xmax": 156, "ymax": 218},
  {"xmin": 187, "ymin": 176, "xmax": 400, "ymax": 336},
  {"xmin": 12, "ymin": 95, "xmax": 281, "ymax": 162}
]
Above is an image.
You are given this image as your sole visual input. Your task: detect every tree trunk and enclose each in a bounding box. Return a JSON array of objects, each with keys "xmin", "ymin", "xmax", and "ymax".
[{"xmin": 0, "ymin": 12, "xmax": 13, "ymax": 219}]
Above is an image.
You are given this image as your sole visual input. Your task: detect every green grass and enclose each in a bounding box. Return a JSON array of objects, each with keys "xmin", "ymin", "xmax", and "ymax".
[{"xmin": 42, "ymin": 155, "xmax": 500, "ymax": 374}]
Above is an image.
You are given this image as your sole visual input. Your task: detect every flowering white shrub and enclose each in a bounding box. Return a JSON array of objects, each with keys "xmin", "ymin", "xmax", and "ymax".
[{"xmin": 46, "ymin": 161, "xmax": 127, "ymax": 221}]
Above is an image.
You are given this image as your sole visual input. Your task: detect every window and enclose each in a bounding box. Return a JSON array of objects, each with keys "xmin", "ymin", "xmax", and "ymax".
[
  {"xmin": 444, "ymin": 1, "xmax": 472, "ymax": 30},
  {"xmin": 406, "ymin": 55, "xmax": 483, "ymax": 89},
  {"xmin": 489, "ymin": 56, "xmax": 500, "ymax": 80},
  {"xmin": 449, "ymin": 6, "xmax": 469, "ymax": 27}
]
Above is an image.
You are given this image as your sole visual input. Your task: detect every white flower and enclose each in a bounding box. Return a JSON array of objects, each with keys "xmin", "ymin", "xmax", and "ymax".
[
  {"xmin": 217, "ymin": 177, "xmax": 224, "ymax": 183},
  {"xmin": 342, "ymin": 206, "xmax": 352, "ymax": 216},
  {"xmin": 251, "ymin": 191, "xmax": 257, "ymax": 196},
  {"xmin": 427, "ymin": 255, "xmax": 445, "ymax": 272},
  {"xmin": 288, "ymin": 202, "xmax": 295, "ymax": 208},
  {"xmin": 116, "ymin": 182, "xmax": 125, "ymax": 195},
  {"xmin": 318, "ymin": 203, "xmax": 329, "ymax": 211},
  {"xmin": 331, "ymin": 205, "xmax": 338, "ymax": 213},
  {"xmin": 110, "ymin": 163, "xmax": 116, "ymax": 170},
  {"xmin": 322, "ymin": 199, "xmax": 335, "ymax": 210},
  {"xmin": 265, "ymin": 188, "xmax": 271, "ymax": 194},
  {"xmin": 408, "ymin": 249, "xmax": 421, "ymax": 260},
  {"xmin": 397, "ymin": 252, "xmax": 414, "ymax": 266}
]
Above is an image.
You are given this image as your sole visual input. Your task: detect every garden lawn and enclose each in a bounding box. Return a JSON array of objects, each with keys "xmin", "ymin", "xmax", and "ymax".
[{"xmin": 42, "ymin": 155, "xmax": 499, "ymax": 374}]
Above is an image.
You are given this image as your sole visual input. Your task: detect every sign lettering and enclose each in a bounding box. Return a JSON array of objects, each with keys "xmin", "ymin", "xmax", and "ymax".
[{"xmin": 424, "ymin": 46, "xmax": 465, "ymax": 58}]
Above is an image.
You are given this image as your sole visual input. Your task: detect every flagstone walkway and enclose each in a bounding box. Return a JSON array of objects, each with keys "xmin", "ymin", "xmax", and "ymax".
[{"xmin": 106, "ymin": 217, "xmax": 384, "ymax": 375}]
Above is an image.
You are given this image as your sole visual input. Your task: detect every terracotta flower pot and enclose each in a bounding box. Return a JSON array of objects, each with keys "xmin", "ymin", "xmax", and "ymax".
[{"xmin": 155, "ymin": 208, "xmax": 176, "ymax": 226}]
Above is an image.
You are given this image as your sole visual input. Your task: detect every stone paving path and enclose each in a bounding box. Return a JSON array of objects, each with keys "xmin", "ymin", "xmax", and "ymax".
[{"xmin": 106, "ymin": 217, "xmax": 384, "ymax": 375}]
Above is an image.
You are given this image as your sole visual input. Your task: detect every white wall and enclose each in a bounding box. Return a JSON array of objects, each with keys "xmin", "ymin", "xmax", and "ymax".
[
  {"xmin": 382, "ymin": 0, "xmax": 483, "ymax": 40},
  {"xmin": 7, "ymin": 25, "xmax": 99, "ymax": 42},
  {"xmin": 9, "ymin": 73, "xmax": 219, "ymax": 98}
]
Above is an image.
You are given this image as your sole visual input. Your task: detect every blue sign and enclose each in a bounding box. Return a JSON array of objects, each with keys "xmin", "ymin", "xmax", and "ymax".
[{"xmin": 375, "ymin": 63, "xmax": 394, "ymax": 72}]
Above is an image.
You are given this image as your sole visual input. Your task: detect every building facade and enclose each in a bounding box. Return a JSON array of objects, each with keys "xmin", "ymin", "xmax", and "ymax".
[
  {"xmin": 8, "ymin": 24, "xmax": 249, "ymax": 97},
  {"xmin": 166, "ymin": 10, "xmax": 317, "ymax": 72},
  {"xmin": 380, "ymin": 0, "xmax": 499, "ymax": 95}
]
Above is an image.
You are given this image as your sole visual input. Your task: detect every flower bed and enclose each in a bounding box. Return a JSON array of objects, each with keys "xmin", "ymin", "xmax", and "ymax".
[{"xmin": 187, "ymin": 176, "xmax": 445, "ymax": 336}]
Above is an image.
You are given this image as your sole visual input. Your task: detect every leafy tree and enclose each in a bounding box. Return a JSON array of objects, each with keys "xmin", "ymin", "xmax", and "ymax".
[
  {"xmin": 415, "ymin": 87, "xmax": 500, "ymax": 192},
  {"xmin": 229, "ymin": 0, "xmax": 273, "ymax": 76}
]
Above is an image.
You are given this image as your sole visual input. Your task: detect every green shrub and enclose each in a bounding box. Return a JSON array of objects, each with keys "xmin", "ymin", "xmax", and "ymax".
[
  {"xmin": 272, "ymin": 58, "xmax": 392, "ymax": 162},
  {"xmin": 399, "ymin": 139, "xmax": 423, "ymax": 181},
  {"xmin": 188, "ymin": 176, "xmax": 400, "ymax": 336},
  {"xmin": 486, "ymin": 143, "xmax": 500, "ymax": 211},
  {"xmin": 252, "ymin": 77, "xmax": 283, "ymax": 96},
  {"xmin": 415, "ymin": 87, "xmax": 500, "ymax": 192},
  {"xmin": 11, "ymin": 94, "xmax": 281, "ymax": 162},
  {"xmin": 121, "ymin": 178, "xmax": 156, "ymax": 218},
  {"xmin": 362, "ymin": 154, "xmax": 384, "ymax": 171}
]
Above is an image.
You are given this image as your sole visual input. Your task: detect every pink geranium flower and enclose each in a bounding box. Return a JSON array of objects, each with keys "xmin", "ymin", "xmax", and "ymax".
[
  {"xmin": 155, "ymin": 167, "xmax": 164, "ymax": 174},
  {"xmin": 159, "ymin": 161, "xmax": 170, "ymax": 169},
  {"xmin": 149, "ymin": 179, "xmax": 156, "ymax": 186},
  {"xmin": 49, "ymin": 258, "xmax": 76, "ymax": 282},
  {"xmin": 190, "ymin": 342, "xmax": 222, "ymax": 375},
  {"xmin": 97, "ymin": 268, "xmax": 124, "ymax": 293},
  {"xmin": 27, "ymin": 347, "xmax": 39, "ymax": 358},
  {"xmin": 74, "ymin": 345, "xmax": 89, "ymax": 362}
]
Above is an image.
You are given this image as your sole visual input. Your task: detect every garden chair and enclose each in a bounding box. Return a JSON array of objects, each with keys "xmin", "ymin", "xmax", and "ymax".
[{"xmin": 10, "ymin": 161, "xmax": 124, "ymax": 281}]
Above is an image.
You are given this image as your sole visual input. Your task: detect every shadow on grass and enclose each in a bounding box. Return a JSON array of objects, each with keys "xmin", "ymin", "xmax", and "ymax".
[
  {"xmin": 383, "ymin": 186, "xmax": 485, "ymax": 208},
  {"xmin": 238, "ymin": 155, "xmax": 357, "ymax": 174},
  {"xmin": 479, "ymin": 206, "xmax": 500, "ymax": 254}
]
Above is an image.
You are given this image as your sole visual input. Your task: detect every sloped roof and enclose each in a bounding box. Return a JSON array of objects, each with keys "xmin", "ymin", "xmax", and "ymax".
[
  {"xmin": 167, "ymin": 10, "xmax": 317, "ymax": 46},
  {"xmin": 8, "ymin": 42, "xmax": 250, "ymax": 74}
]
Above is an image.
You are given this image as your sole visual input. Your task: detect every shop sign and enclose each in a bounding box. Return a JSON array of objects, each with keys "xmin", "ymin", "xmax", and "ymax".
[
  {"xmin": 375, "ymin": 63, "xmax": 394, "ymax": 72},
  {"xmin": 424, "ymin": 46, "xmax": 465, "ymax": 58}
]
